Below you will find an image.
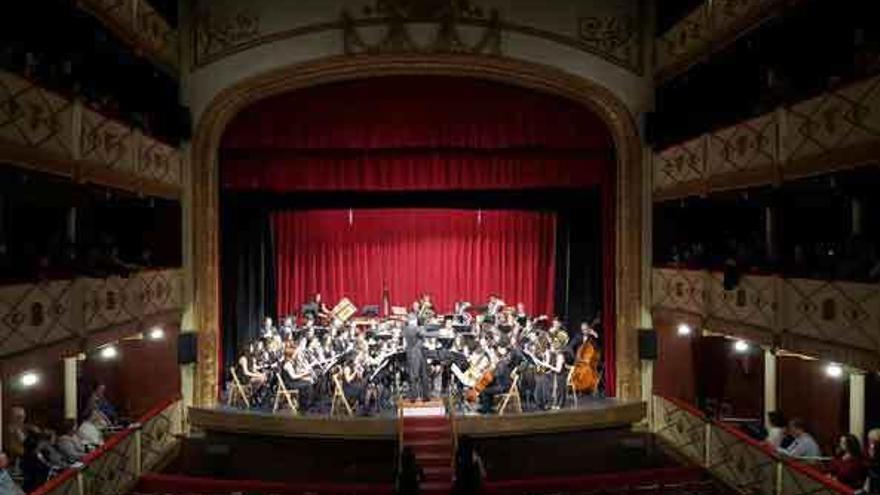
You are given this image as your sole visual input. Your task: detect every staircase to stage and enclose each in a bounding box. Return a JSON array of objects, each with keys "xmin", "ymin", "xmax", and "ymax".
[{"xmin": 398, "ymin": 400, "xmax": 455, "ymax": 495}]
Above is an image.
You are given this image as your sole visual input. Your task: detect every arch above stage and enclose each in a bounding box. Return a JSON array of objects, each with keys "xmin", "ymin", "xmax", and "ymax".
[{"xmin": 188, "ymin": 54, "xmax": 645, "ymax": 406}]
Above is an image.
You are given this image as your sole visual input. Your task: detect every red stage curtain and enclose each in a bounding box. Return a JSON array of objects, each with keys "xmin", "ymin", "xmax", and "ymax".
[{"xmin": 274, "ymin": 209, "xmax": 556, "ymax": 317}]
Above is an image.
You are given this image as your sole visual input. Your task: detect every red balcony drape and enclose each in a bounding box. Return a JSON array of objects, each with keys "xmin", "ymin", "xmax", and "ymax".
[{"xmin": 274, "ymin": 209, "xmax": 557, "ymax": 317}]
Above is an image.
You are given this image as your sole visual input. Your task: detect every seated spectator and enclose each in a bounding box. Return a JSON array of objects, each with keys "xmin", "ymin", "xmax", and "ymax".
[
  {"xmin": 828, "ymin": 434, "xmax": 867, "ymax": 489},
  {"xmin": 55, "ymin": 420, "xmax": 87, "ymax": 464},
  {"xmin": 77, "ymin": 410, "xmax": 106, "ymax": 450},
  {"xmin": 781, "ymin": 419, "xmax": 821, "ymax": 459},
  {"xmin": 5, "ymin": 406, "xmax": 28, "ymax": 462},
  {"xmin": 0, "ymin": 451, "xmax": 25, "ymax": 495},
  {"xmin": 766, "ymin": 410, "xmax": 790, "ymax": 449},
  {"xmin": 20, "ymin": 431, "xmax": 64, "ymax": 491},
  {"xmin": 865, "ymin": 429, "xmax": 880, "ymax": 493},
  {"xmin": 84, "ymin": 383, "xmax": 118, "ymax": 425}
]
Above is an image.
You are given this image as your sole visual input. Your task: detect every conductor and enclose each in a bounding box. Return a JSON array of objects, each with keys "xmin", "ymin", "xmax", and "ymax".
[{"xmin": 403, "ymin": 317, "xmax": 431, "ymax": 402}]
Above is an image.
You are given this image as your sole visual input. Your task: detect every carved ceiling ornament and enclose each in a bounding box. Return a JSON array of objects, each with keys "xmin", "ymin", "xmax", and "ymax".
[
  {"xmin": 577, "ymin": 12, "xmax": 642, "ymax": 75},
  {"xmin": 193, "ymin": 7, "xmax": 261, "ymax": 67},
  {"xmin": 342, "ymin": 0, "xmax": 501, "ymax": 56}
]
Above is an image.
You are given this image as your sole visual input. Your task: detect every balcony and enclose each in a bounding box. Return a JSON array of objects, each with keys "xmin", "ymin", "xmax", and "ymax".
[
  {"xmin": 77, "ymin": 0, "xmax": 179, "ymax": 74},
  {"xmin": 652, "ymin": 73, "xmax": 880, "ymax": 201},
  {"xmin": 655, "ymin": 0, "xmax": 787, "ymax": 82},
  {"xmin": 0, "ymin": 268, "xmax": 183, "ymax": 369},
  {"xmin": 0, "ymin": 69, "xmax": 184, "ymax": 199},
  {"xmin": 652, "ymin": 267, "xmax": 880, "ymax": 370}
]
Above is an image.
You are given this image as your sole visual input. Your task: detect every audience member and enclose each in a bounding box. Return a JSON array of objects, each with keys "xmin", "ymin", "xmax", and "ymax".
[
  {"xmin": 56, "ymin": 420, "xmax": 87, "ymax": 464},
  {"xmin": 395, "ymin": 446, "xmax": 424, "ymax": 495},
  {"xmin": 0, "ymin": 451, "xmax": 25, "ymax": 495},
  {"xmin": 20, "ymin": 431, "xmax": 64, "ymax": 492},
  {"xmin": 766, "ymin": 411, "xmax": 790, "ymax": 449},
  {"xmin": 782, "ymin": 419, "xmax": 821, "ymax": 459},
  {"xmin": 827, "ymin": 434, "xmax": 868, "ymax": 489},
  {"xmin": 4, "ymin": 407, "xmax": 29, "ymax": 462},
  {"xmin": 77, "ymin": 410, "xmax": 106, "ymax": 450},
  {"xmin": 453, "ymin": 436, "xmax": 486, "ymax": 495},
  {"xmin": 865, "ymin": 429, "xmax": 880, "ymax": 493},
  {"xmin": 84, "ymin": 383, "xmax": 118, "ymax": 425}
]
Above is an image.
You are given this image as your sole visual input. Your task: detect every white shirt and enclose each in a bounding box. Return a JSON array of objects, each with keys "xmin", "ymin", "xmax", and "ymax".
[
  {"xmin": 766, "ymin": 426, "xmax": 786, "ymax": 448},
  {"xmin": 77, "ymin": 420, "xmax": 104, "ymax": 448},
  {"xmin": 783, "ymin": 432, "xmax": 821, "ymax": 458}
]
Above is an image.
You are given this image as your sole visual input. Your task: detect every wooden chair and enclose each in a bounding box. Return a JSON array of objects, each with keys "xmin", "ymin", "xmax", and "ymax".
[
  {"xmin": 273, "ymin": 373, "xmax": 299, "ymax": 414},
  {"xmin": 496, "ymin": 369, "xmax": 522, "ymax": 415},
  {"xmin": 228, "ymin": 367, "xmax": 251, "ymax": 408},
  {"xmin": 565, "ymin": 365, "xmax": 578, "ymax": 409},
  {"xmin": 330, "ymin": 372, "xmax": 354, "ymax": 417}
]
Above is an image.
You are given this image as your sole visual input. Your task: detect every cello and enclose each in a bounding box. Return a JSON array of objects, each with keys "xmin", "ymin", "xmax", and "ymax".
[{"xmin": 570, "ymin": 326, "xmax": 600, "ymax": 394}]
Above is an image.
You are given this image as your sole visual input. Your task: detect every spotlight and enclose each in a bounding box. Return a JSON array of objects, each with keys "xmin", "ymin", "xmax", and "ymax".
[
  {"xmin": 20, "ymin": 371, "xmax": 40, "ymax": 388},
  {"xmin": 148, "ymin": 327, "xmax": 165, "ymax": 340},
  {"xmin": 825, "ymin": 363, "xmax": 844, "ymax": 379},
  {"xmin": 733, "ymin": 340, "xmax": 749, "ymax": 353},
  {"xmin": 677, "ymin": 324, "xmax": 692, "ymax": 336},
  {"xmin": 100, "ymin": 345, "xmax": 118, "ymax": 360}
]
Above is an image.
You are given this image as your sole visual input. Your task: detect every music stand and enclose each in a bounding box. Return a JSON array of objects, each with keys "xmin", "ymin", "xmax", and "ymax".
[{"xmin": 361, "ymin": 305, "xmax": 380, "ymax": 317}]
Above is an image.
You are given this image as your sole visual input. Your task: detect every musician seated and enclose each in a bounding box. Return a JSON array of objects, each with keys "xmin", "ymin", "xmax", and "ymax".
[
  {"xmin": 238, "ymin": 343, "xmax": 268, "ymax": 387},
  {"xmin": 487, "ymin": 294, "xmax": 505, "ymax": 318},
  {"xmin": 477, "ymin": 339, "xmax": 520, "ymax": 414},
  {"xmin": 279, "ymin": 316, "xmax": 296, "ymax": 341},
  {"xmin": 260, "ymin": 317, "xmax": 277, "ymax": 339},
  {"xmin": 282, "ymin": 347, "xmax": 315, "ymax": 410},
  {"xmin": 342, "ymin": 354, "xmax": 367, "ymax": 411},
  {"xmin": 313, "ymin": 292, "xmax": 332, "ymax": 319}
]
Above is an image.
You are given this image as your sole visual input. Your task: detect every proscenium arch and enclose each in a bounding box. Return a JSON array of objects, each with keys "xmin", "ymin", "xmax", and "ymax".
[{"xmin": 189, "ymin": 54, "xmax": 644, "ymax": 406}]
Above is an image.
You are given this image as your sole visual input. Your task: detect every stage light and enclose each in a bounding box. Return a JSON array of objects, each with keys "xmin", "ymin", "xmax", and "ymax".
[
  {"xmin": 733, "ymin": 340, "xmax": 749, "ymax": 353},
  {"xmin": 825, "ymin": 363, "xmax": 844, "ymax": 379},
  {"xmin": 100, "ymin": 345, "xmax": 118, "ymax": 360},
  {"xmin": 148, "ymin": 327, "xmax": 165, "ymax": 340},
  {"xmin": 20, "ymin": 371, "xmax": 39, "ymax": 388},
  {"xmin": 677, "ymin": 323, "xmax": 692, "ymax": 336}
]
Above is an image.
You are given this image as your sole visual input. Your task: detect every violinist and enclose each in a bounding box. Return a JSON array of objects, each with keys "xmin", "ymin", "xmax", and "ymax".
[{"xmin": 478, "ymin": 337, "xmax": 521, "ymax": 414}]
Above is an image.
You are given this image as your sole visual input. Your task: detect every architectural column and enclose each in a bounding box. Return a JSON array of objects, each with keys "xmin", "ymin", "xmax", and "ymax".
[
  {"xmin": 850, "ymin": 371, "xmax": 866, "ymax": 442},
  {"xmin": 64, "ymin": 357, "xmax": 78, "ymax": 420},
  {"xmin": 764, "ymin": 349, "xmax": 777, "ymax": 427},
  {"xmin": 0, "ymin": 378, "xmax": 3, "ymax": 448},
  {"xmin": 180, "ymin": 142, "xmax": 196, "ymax": 412}
]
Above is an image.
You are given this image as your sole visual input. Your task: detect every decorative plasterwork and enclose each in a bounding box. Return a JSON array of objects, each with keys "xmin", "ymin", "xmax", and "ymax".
[
  {"xmin": 0, "ymin": 69, "xmax": 183, "ymax": 199},
  {"xmin": 651, "ymin": 267, "xmax": 880, "ymax": 370},
  {"xmin": 655, "ymin": 0, "xmax": 786, "ymax": 82},
  {"xmin": 0, "ymin": 269, "xmax": 183, "ymax": 362},
  {"xmin": 78, "ymin": 0, "xmax": 179, "ymax": 73},
  {"xmin": 653, "ymin": 74, "xmax": 880, "ymax": 201},
  {"xmin": 191, "ymin": 2, "xmax": 644, "ymax": 75},
  {"xmin": 190, "ymin": 54, "xmax": 644, "ymax": 406}
]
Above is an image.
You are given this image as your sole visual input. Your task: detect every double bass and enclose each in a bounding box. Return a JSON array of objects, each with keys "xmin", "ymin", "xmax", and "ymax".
[{"xmin": 570, "ymin": 335, "xmax": 600, "ymax": 394}]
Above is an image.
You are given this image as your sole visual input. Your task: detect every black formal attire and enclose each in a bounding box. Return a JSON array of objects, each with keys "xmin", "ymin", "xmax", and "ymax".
[
  {"xmin": 478, "ymin": 350, "xmax": 521, "ymax": 414},
  {"xmin": 403, "ymin": 324, "xmax": 431, "ymax": 400}
]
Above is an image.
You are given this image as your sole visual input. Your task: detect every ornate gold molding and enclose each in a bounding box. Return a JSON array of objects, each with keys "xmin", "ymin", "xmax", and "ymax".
[
  {"xmin": 189, "ymin": 54, "xmax": 644, "ymax": 406},
  {"xmin": 192, "ymin": 10, "xmax": 644, "ymax": 75}
]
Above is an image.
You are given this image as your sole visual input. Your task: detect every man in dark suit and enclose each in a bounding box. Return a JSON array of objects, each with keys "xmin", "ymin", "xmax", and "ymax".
[{"xmin": 403, "ymin": 318, "xmax": 431, "ymax": 401}]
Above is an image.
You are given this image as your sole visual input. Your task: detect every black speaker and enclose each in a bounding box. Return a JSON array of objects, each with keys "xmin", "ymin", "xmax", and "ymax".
[
  {"xmin": 178, "ymin": 332, "xmax": 198, "ymax": 364},
  {"xmin": 638, "ymin": 328, "xmax": 658, "ymax": 360}
]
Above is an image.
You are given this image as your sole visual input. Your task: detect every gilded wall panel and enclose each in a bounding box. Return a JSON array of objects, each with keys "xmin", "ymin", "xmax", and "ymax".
[
  {"xmin": 80, "ymin": 107, "xmax": 137, "ymax": 176},
  {"xmin": 708, "ymin": 273, "xmax": 776, "ymax": 331},
  {"xmin": 706, "ymin": 113, "xmax": 777, "ymax": 178},
  {"xmin": 783, "ymin": 75, "xmax": 880, "ymax": 165},
  {"xmin": 652, "ymin": 267, "xmax": 707, "ymax": 316},
  {"xmin": 653, "ymin": 136, "xmax": 706, "ymax": 192},
  {"xmin": 0, "ymin": 71, "xmax": 75, "ymax": 160},
  {"xmin": 0, "ymin": 280, "xmax": 75, "ymax": 357}
]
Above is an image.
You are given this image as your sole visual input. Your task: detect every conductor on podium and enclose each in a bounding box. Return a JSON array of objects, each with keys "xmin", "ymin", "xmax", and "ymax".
[{"xmin": 403, "ymin": 317, "xmax": 431, "ymax": 401}]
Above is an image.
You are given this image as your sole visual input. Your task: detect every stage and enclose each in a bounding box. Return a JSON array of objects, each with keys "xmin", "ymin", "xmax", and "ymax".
[{"xmin": 188, "ymin": 398, "xmax": 646, "ymax": 440}]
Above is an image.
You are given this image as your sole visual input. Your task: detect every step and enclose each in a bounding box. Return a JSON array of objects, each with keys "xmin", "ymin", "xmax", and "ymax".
[
  {"xmin": 423, "ymin": 465, "xmax": 453, "ymax": 481},
  {"xmin": 421, "ymin": 480, "xmax": 453, "ymax": 495},
  {"xmin": 401, "ymin": 416, "xmax": 450, "ymax": 426},
  {"xmin": 403, "ymin": 437, "xmax": 453, "ymax": 448},
  {"xmin": 412, "ymin": 451, "xmax": 453, "ymax": 466},
  {"xmin": 402, "ymin": 426, "xmax": 451, "ymax": 440}
]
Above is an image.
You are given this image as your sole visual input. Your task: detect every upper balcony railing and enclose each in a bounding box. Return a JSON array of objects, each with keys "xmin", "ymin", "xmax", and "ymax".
[
  {"xmin": 652, "ymin": 73, "xmax": 880, "ymax": 201},
  {"xmin": 652, "ymin": 266, "xmax": 880, "ymax": 371},
  {"xmin": 653, "ymin": 394, "xmax": 853, "ymax": 495},
  {"xmin": 77, "ymin": 0, "xmax": 179, "ymax": 74},
  {"xmin": 0, "ymin": 268, "xmax": 183, "ymax": 370},
  {"xmin": 0, "ymin": 68, "xmax": 184, "ymax": 199},
  {"xmin": 655, "ymin": 0, "xmax": 787, "ymax": 82}
]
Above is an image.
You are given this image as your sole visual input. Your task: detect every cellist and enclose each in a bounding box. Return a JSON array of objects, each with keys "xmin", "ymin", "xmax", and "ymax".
[{"xmin": 567, "ymin": 320, "xmax": 601, "ymax": 396}]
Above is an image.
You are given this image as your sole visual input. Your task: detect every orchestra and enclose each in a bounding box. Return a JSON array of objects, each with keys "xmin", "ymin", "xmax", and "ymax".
[{"xmin": 228, "ymin": 293, "xmax": 602, "ymax": 416}]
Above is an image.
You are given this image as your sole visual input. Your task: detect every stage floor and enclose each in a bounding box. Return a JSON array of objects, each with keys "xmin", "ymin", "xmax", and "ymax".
[{"xmin": 189, "ymin": 397, "xmax": 646, "ymax": 439}]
